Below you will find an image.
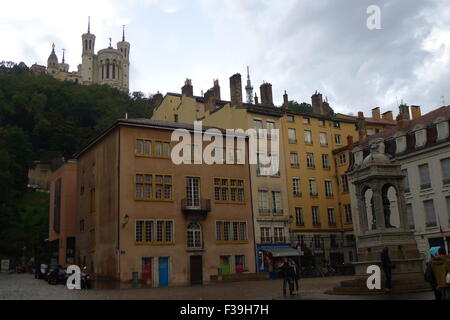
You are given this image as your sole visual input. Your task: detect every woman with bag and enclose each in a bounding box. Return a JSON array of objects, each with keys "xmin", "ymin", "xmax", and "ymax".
[{"xmin": 431, "ymin": 247, "xmax": 450, "ymax": 300}]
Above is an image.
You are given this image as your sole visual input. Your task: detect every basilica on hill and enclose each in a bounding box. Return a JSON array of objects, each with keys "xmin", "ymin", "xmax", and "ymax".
[{"xmin": 30, "ymin": 18, "xmax": 130, "ymax": 92}]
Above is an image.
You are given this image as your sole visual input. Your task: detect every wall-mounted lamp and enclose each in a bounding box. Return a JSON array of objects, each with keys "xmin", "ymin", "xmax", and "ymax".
[{"xmin": 122, "ymin": 214, "xmax": 129, "ymax": 228}]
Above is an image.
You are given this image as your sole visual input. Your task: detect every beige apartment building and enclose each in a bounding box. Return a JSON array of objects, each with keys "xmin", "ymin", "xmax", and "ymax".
[
  {"xmin": 151, "ymin": 75, "xmax": 294, "ymax": 275},
  {"xmin": 75, "ymin": 119, "xmax": 256, "ymax": 286}
]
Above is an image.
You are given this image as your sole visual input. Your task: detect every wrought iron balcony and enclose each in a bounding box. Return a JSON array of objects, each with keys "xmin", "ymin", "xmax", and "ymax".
[{"xmin": 181, "ymin": 198, "xmax": 211, "ymax": 216}]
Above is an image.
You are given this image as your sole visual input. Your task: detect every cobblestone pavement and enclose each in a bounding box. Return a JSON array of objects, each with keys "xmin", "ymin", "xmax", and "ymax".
[{"xmin": 0, "ymin": 273, "xmax": 434, "ymax": 300}]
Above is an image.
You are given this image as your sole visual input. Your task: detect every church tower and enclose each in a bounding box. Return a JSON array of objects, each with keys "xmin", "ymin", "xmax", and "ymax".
[
  {"xmin": 245, "ymin": 66, "xmax": 254, "ymax": 104},
  {"xmin": 81, "ymin": 17, "xmax": 96, "ymax": 84},
  {"xmin": 116, "ymin": 25, "xmax": 130, "ymax": 91},
  {"xmin": 47, "ymin": 43, "xmax": 59, "ymax": 75}
]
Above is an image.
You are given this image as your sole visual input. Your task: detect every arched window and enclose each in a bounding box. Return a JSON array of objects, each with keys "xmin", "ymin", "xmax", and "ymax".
[
  {"xmin": 187, "ymin": 222, "xmax": 202, "ymax": 249},
  {"xmin": 101, "ymin": 64, "xmax": 104, "ymax": 80},
  {"xmin": 124, "ymin": 48, "xmax": 127, "ymax": 58},
  {"xmin": 89, "ymin": 40, "xmax": 92, "ymax": 50},
  {"xmin": 106, "ymin": 61, "xmax": 110, "ymax": 79},
  {"xmin": 85, "ymin": 40, "xmax": 88, "ymax": 50}
]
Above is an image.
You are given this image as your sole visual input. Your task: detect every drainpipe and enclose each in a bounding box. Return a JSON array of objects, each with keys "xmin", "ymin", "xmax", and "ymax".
[
  {"xmin": 117, "ymin": 126, "xmax": 121, "ymax": 281},
  {"xmin": 247, "ymin": 139, "xmax": 258, "ymax": 274}
]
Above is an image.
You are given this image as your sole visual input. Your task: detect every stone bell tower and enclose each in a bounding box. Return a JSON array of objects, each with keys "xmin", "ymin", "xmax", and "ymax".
[{"xmin": 330, "ymin": 138, "xmax": 428, "ymax": 294}]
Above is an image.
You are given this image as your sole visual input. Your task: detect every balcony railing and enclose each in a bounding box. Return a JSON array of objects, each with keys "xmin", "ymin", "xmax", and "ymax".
[
  {"xmin": 272, "ymin": 208, "xmax": 284, "ymax": 215},
  {"xmin": 261, "ymin": 236, "xmax": 272, "ymax": 244},
  {"xmin": 181, "ymin": 198, "xmax": 211, "ymax": 216}
]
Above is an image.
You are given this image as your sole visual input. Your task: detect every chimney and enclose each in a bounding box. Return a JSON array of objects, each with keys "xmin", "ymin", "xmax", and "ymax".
[
  {"xmin": 411, "ymin": 105, "xmax": 421, "ymax": 120},
  {"xmin": 311, "ymin": 91, "xmax": 323, "ymax": 114},
  {"xmin": 357, "ymin": 111, "xmax": 367, "ymax": 140},
  {"xmin": 152, "ymin": 91, "xmax": 163, "ymax": 106},
  {"xmin": 382, "ymin": 111, "xmax": 393, "ymax": 121},
  {"xmin": 229, "ymin": 73, "xmax": 242, "ymax": 107},
  {"xmin": 282, "ymin": 90, "xmax": 289, "ymax": 109},
  {"xmin": 396, "ymin": 104, "xmax": 411, "ymax": 129},
  {"xmin": 260, "ymin": 82, "xmax": 274, "ymax": 106},
  {"xmin": 213, "ymin": 79, "xmax": 221, "ymax": 101},
  {"xmin": 254, "ymin": 93, "xmax": 259, "ymax": 105},
  {"xmin": 372, "ymin": 107, "xmax": 381, "ymax": 119},
  {"xmin": 181, "ymin": 79, "xmax": 193, "ymax": 97},
  {"xmin": 204, "ymin": 89, "xmax": 216, "ymax": 113}
]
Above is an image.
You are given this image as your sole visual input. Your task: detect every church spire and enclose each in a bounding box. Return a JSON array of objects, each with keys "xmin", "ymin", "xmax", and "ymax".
[
  {"xmin": 88, "ymin": 16, "xmax": 91, "ymax": 34},
  {"xmin": 245, "ymin": 66, "xmax": 254, "ymax": 104},
  {"xmin": 122, "ymin": 25, "xmax": 125, "ymax": 41},
  {"xmin": 62, "ymin": 48, "xmax": 66, "ymax": 63}
]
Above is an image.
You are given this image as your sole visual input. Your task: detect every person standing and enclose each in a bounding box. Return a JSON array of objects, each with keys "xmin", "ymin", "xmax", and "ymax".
[
  {"xmin": 290, "ymin": 259, "xmax": 300, "ymax": 295},
  {"xmin": 279, "ymin": 258, "xmax": 294, "ymax": 297},
  {"xmin": 431, "ymin": 247, "xmax": 450, "ymax": 300},
  {"xmin": 425, "ymin": 246, "xmax": 441, "ymax": 300},
  {"xmin": 380, "ymin": 247, "xmax": 394, "ymax": 292}
]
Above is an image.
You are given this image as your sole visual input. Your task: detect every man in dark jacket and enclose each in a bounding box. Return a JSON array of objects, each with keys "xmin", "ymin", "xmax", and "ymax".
[
  {"xmin": 425, "ymin": 246, "xmax": 441, "ymax": 300},
  {"xmin": 380, "ymin": 247, "xmax": 394, "ymax": 291},
  {"xmin": 279, "ymin": 258, "xmax": 294, "ymax": 297}
]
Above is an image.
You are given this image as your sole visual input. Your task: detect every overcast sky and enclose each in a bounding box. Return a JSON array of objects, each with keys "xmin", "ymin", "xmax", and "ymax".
[{"xmin": 1, "ymin": 0, "xmax": 449, "ymax": 116}]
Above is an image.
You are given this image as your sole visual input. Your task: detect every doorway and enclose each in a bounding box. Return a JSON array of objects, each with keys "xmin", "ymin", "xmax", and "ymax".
[
  {"xmin": 141, "ymin": 257, "xmax": 152, "ymax": 285},
  {"xmin": 158, "ymin": 257, "xmax": 169, "ymax": 287},
  {"xmin": 190, "ymin": 255, "xmax": 203, "ymax": 285}
]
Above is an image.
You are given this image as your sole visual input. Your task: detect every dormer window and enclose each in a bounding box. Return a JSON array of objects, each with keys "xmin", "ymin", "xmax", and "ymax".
[
  {"xmin": 415, "ymin": 128, "xmax": 427, "ymax": 148},
  {"xmin": 396, "ymin": 135, "xmax": 406, "ymax": 153},
  {"xmin": 437, "ymin": 121, "xmax": 449, "ymax": 141}
]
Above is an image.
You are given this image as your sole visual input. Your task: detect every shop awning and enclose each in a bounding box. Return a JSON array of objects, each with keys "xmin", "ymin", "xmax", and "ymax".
[{"xmin": 262, "ymin": 248, "xmax": 302, "ymax": 257}]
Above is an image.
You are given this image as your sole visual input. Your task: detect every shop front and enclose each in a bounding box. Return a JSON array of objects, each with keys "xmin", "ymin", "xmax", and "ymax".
[{"xmin": 256, "ymin": 244, "xmax": 301, "ymax": 278}]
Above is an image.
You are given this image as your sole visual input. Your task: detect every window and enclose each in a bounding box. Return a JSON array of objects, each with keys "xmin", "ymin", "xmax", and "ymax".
[
  {"xmin": 187, "ymin": 222, "xmax": 202, "ymax": 249},
  {"xmin": 135, "ymin": 174, "xmax": 172, "ymax": 201},
  {"xmin": 274, "ymin": 228, "xmax": 285, "ymax": 243},
  {"xmin": 338, "ymin": 153, "xmax": 347, "ymax": 166},
  {"xmin": 319, "ymin": 119, "xmax": 325, "ymax": 127},
  {"xmin": 312, "ymin": 207, "xmax": 320, "ymax": 226},
  {"xmin": 260, "ymin": 227, "xmax": 271, "ymax": 243},
  {"xmin": 304, "ymin": 130, "xmax": 313, "ymax": 144},
  {"xmin": 335, "ymin": 134, "xmax": 342, "ymax": 145},
  {"xmin": 418, "ymin": 164, "xmax": 431, "ymax": 189},
  {"xmin": 322, "ymin": 154, "xmax": 330, "ymax": 169},
  {"xmin": 402, "ymin": 169, "xmax": 410, "ymax": 192},
  {"xmin": 309, "ymin": 179, "xmax": 318, "ymax": 197},
  {"xmin": 396, "ymin": 136, "xmax": 406, "ymax": 153},
  {"xmin": 437, "ymin": 121, "xmax": 449, "ymax": 140},
  {"xmin": 313, "ymin": 235, "xmax": 322, "ymax": 248},
  {"xmin": 135, "ymin": 220, "xmax": 173, "ymax": 244},
  {"xmin": 272, "ymin": 191, "xmax": 283, "ymax": 214},
  {"xmin": 216, "ymin": 221, "xmax": 247, "ymax": 242},
  {"xmin": 292, "ymin": 178, "xmax": 301, "ymax": 196},
  {"xmin": 424, "ymin": 200, "xmax": 437, "ymax": 228},
  {"xmin": 415, "ymin": 129, "xmax": 427, "ymax": 148},
  {"xmin": 267, "ymin": 121, "xmax": 276, "ymax": 139},
  {"xmin": 186, "ymin": 177, "xmax": 200, "ymax": 208},
  {"xmin": 303, "ymin": 117, "xmax": 311, "ymax": 125},
  {"xmin": 320, "ymin": 132, "xmax": 328, "ymax": 146},
  {"xmin": 367, "ymin": 128, "xmax": 374, "ymax": 136},
  {"xmin": 135, "ymin": 139, "xmax": 152, "ymax": 156},
  {"xmin": 290, "ymin": 152, "xmax": 299, "ymax": 168},
  {"xmin": 325, "ymin": 180, "xmax": 333, "ymax": 197},
  {"xmin": 406, "ymin": 204, "xmax": 415, "ymax": 230},
  {"xmin": 258, "ymin": 190, "xmax": 269, "ymax": 214},
  {"xmin": 214, "ymin": 178, "xmax": 245, "ymax": 203},
  {"xmin": 287, "ymin": 115, "xmax": 295, "ymax": 122},
  {"xmin": 327, "ymin": 208, "xmax": 336, "ymax": 226},
  {"xmin": 441, "ymin": 158, "xmax": 450, "ymax": 185},
  {"xmin": 342, "ymin": 175, "xmax": 349, "ymax": 193},
  {"xmin": 90, "ymin": 187, "xmax": 95, "ymax": 213},
  {"xmin": 334, "ymin": 121, "xmax": 341, "ymax": 128},
  {"xmin": 446, "ymin": 197, "xmax": 450, "ymax": 225},
  {"xmin": 288, "ymin": 128, "xmax": 297, "ymax": 143},
  {"xmin": 307, "ymin": 152, "xmax": 315, "ymax": 168},
  {"xmin": 254, "ymin": 119, "xmax": 263, "ymax": 131},
  {"xmin": 344, "ymin": 204, "xmax": 352, "ymax": 223},
  {"xmin": 295, "ymin": 207, "xmax": 304, "ymax": 226},
  {"xmin": 155, "ymin": 141, "xmax": 171, "ymax": 157}
]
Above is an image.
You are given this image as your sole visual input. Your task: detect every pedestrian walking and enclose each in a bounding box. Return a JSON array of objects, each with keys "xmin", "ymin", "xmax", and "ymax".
[
  {"xmin": 279, "ymin": 258, "xmax": 294, "ymax": 297},
  {"xmin": 289, "ymin": 259, "xmax": 300, "ymax": 295},
  {"xmin": 424, "ymin": 246, "xmax": 441, "ymax": 300},
  {"xmin": 380, "ymin": 247, "xmax": 394, "ymax": 292},
  {"xmin": 431, "ymin": 247, "xmax": 450, "ymax": 300}
]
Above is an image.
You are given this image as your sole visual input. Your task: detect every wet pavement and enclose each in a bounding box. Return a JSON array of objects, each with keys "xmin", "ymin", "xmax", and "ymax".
[{"xmin": 0, "ymin": 273, "xmax": 434, "ymax": 300}]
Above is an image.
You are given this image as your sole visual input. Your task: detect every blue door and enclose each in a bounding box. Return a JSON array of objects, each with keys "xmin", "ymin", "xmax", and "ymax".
[{"xmin": 158, "ymin": 257, "xmax": 169, "ymax": 287}]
